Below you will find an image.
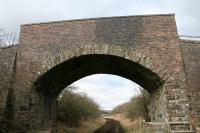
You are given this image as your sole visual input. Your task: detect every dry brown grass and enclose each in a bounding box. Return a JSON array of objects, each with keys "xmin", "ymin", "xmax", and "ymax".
[
  {"xmin": 57, "ymin": 113, "xmax": 143, "ymax": 133},
  {"xmin": 108, "ymin": 113, "xmax": 142, "ymax": 133},
  {"xmin": 57, "ymin": 117, "xmax": 105, "ymax": 133}
]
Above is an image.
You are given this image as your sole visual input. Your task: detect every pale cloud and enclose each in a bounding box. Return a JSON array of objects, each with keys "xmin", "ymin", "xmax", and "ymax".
[{"xmin": 0, "ymin": 0, "xmax": 200, "ymax": 36}]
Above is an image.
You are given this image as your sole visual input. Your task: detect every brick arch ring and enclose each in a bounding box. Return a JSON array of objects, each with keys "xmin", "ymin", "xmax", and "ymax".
[{"xmin": 34, "ymin": 43, "xmax": 178, "ymax": 93}]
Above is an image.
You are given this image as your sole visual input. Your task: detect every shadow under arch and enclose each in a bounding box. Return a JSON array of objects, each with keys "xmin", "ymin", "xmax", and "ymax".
[
  {"xmin": 33, "ymin": 44, "xmax": 174, "ymax": 130},
  {"xmin": 35, "ymin": 54, "xmax": 164, "ymax": 97}
]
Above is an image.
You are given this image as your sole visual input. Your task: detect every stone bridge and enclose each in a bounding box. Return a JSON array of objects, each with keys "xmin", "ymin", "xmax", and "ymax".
[{"xmin": 0, "ymin": 14, "xmax": 200, "ymax": 132}]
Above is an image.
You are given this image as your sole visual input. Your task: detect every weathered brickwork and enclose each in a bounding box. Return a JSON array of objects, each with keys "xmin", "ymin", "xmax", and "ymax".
[
  {"xmin": 180, "ymin": 39, "xmax": 200, "ymax": 125},
  {"xmin": 0, "ymin": 14, "xmax": 198, "ymax": 132}
]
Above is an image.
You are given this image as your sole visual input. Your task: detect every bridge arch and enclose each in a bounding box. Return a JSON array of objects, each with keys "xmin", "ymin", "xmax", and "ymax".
[
  {"xmin": 36, "ymin": 44, "xmax": 172, "ymax": 85},
  {"xmin": 33, "ymin": 44, "xmax": 176, "ymax": 130},
  {"xmin": 36, "ymin": 54, "xmax": 166, "ymax": 96}
]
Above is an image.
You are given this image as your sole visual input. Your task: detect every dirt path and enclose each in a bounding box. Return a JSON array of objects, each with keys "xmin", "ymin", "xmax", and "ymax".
[{"xmin": 94, "ymin": 118, "xmax": 125, "ymax": 133}]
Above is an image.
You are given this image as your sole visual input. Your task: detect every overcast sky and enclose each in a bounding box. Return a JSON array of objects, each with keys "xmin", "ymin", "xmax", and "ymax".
[
  {"xmin": 1, "ymin": 0, "xmax": 199, "ymax": 110},
  {"xmin": 0, "ymin": 0, "xmax": 200, "ymax": 36},
  {"xmin": 72, "ymin": 74, "xmax": 140, "ymax": 110}
]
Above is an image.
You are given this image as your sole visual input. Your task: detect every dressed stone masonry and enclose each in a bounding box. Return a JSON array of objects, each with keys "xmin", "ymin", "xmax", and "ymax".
[{"xmin": 0, "ymin": 14, "xmax": 199, "ymax": 132}]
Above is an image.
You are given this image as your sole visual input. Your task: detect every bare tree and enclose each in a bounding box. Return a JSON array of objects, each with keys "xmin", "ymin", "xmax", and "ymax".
[
  {"xmin": 0, "ymin": 27, "xmax": 16, "ymax": 47},
  {"xmin": 0, "ymin": 27, "xmax": 17, "ymax": 83}
]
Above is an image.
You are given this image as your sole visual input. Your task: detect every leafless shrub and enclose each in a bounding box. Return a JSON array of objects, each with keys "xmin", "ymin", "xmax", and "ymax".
[
  {"xmin": 0, "ymin": 27, "xmax": 16, "ymax": 47},
  {"xmin": 112, "ymin": 88, "xmax": 150, "ymax": 121}
]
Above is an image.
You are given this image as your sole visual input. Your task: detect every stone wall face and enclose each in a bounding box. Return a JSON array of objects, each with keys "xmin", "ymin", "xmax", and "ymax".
[
  {"xmin": 0, "ymin": 45, "xmax": 17, "ymax": 122},
  {"xmin": 149, "ymin": 87, "xmax": 168, "ymax": 122},
  {"xmin": 0, "ymin": 14, "xmax": 194, "ymax": 131},
  {"xmin": 180, "ymin": 40, "xmax": 200, "ymax": 123}
]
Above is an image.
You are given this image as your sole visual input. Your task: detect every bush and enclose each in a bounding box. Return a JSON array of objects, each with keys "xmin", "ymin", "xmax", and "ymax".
[
  {"xmin": 57, "ymin": 86, "xmax": 100, "ymax": 127},
  {"xmin": 112, "ymin": 102, "xmax": 129, "ymax": 114},
  {"xmin": 112, "ymin": 88, "xmax": 150, "ymax": 121}
]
